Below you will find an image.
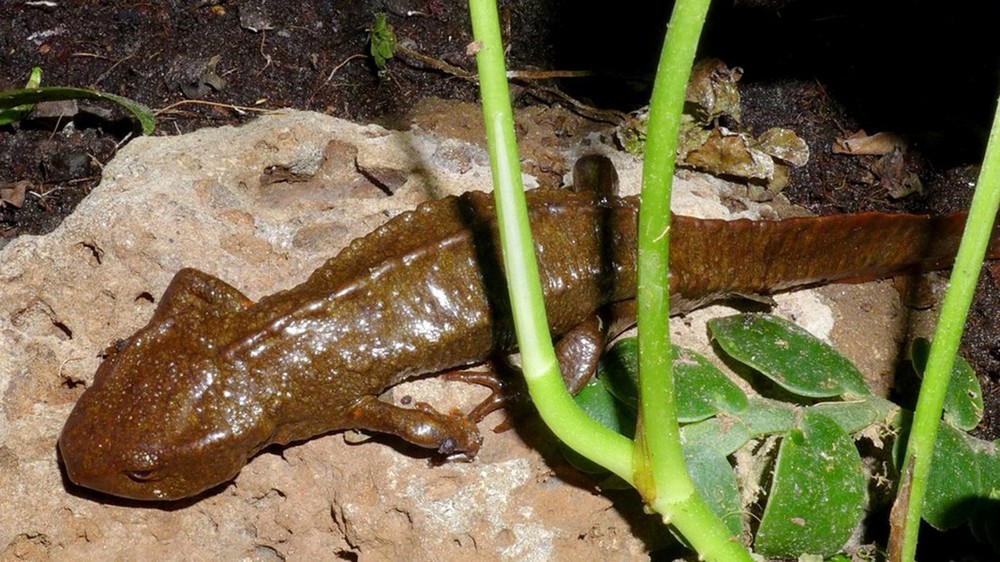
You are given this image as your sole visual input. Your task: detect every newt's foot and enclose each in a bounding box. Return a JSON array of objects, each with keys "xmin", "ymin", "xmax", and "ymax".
[
  {"xmin": 443, "ymin": 368, "xmax": 509, "ymax": 424},
  {"xmin": 443, "ymin": 362, "xmax": 530, "ymax": 433},
  {"xmin": 348, "ymin": 395, "xmax": 482, "ymax": 457},
  {"xmin": 412, "ymin": 401, "xmax": 482, "ymax": 457}
]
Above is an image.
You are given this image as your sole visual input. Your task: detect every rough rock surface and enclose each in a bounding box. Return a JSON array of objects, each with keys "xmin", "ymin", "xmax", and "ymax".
[{"xmin": 0, "ymin": 105, "xmax": 904, "ymax": 560}]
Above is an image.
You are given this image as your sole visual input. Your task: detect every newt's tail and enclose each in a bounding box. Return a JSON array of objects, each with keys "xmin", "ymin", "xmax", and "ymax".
[{"xmin": 669, "ymin": 211, "xmax": 1000, "ymax": 313}]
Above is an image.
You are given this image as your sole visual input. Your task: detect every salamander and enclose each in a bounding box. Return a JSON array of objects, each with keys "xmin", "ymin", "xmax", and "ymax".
[{"xmin": 58, "ymin": 156, "xmax": 1000, "ymax": 501}]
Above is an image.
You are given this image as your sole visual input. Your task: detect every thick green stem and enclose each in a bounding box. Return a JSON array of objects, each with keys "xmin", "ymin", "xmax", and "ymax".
[
  {"xmin": 635, "ymin": 1, "xmax": 751, "ymax": 560},
  {"xmin": 472, "ymin": 0, "xmax": 750, "ymax": 557},
  {"xmin": 468, "ymin": 0, "xmax": 633, "ymax": 483},
  {"xmin": 894, "ymin": 98, "xmax": 1000, "ymax": 560}
]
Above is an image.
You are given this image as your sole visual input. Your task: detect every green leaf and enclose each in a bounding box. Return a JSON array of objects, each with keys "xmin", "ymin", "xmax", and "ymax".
[
  {"xmin": 573, "ymin": 376, "xmax": 635, "ymax": 438},
  {"xmin": 808, "ymin": 399, "xmax": 892, "ymax": 435},
  {"xmin": 738, "ymin": 397, "xmax": 797, "ymax": 436},
  {"xmin": 683, "ymin": 446, "xmax": 743, "ymax": 537},
  {"xmin": 910, "ymin": 338, "xmax": 984, "ymax": 431},
  {"xmin": 369, "ymin": 13, "xmax": 396, "ymax": 71},
  {"xmin": 0, "ymin": 67, "xmax": 43, "ymax": 126},
  {"xmin": 594, "ymin": 338, "xmax": 638, "ymax": 408},
  {"xmin": 709, "ymin": 314, "xmax": 869, "ymax": 398},
  {"xmin": 673, "ymin": 345, "xmax": 749, "ymax": 421},
  {"xmin": 564, "ymin": 377, "xmax": 636, "ymax": 475},
  {"xmin": 682, "ymin": 395, "xmax": 894, "ymax": 460},
  {"xmin": 25, "ymin": 67, "xmax": 42, "ymax": 89},
  {"xmin": 967, "ymin": 439, "xmax": 1000, "ymax": 546},
  {"xmin": 921, "ymin": 421, "xmax": 982, "ymax": 530},
  {"xmin": 681, "ymin": 416, "xmax": 753, "ymax": 458},
  {"xmin": 596, "ymin": 338, "xmax": 748, "ymax": 422},
  {"xmin": 754, "ymin": 412, "xmax": 865, "ymax": 557},
  {"xmin": 0, "ymin": 87, "xmax": 154, "ymax": 134}
]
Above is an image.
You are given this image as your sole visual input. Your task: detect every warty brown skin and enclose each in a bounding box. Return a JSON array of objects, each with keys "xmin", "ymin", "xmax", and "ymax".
[{"xmin": 58, "ymin": 186, "xmax": 993, "ymax": 501}]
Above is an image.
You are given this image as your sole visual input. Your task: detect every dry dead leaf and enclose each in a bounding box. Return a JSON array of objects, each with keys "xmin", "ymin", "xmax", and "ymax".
[
  {"xmin": 833, "ymin": 130, "xmax": 907, "ymax": 155},
  {"xmin": 685, "ymin": 58, "xmax": 743, "ymax": 124},
  {"xmin": 683, "ymin": 127, "xmax": 774, "ymax": 180},
  {"xmin": 0, "ymin": 180, "xmax": 28, "ymax": 208},
  {"xmin": 757, "ymin": 127, "xmax": 810, "ymax": 167},
  {"xmin": 875, "ymin": 150, "xmax": 924, "ymax": 199}
]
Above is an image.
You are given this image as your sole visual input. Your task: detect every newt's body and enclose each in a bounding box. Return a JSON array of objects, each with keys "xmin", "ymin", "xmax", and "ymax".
[{"xmin": 58, "ymin": 158, "xmax": 997, "ymax": 501}]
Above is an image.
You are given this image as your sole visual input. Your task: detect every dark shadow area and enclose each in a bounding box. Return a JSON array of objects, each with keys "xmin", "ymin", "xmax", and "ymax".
[{"xmin": 546, "ymin": 1, "xmax": 1000, "ymax": 171}]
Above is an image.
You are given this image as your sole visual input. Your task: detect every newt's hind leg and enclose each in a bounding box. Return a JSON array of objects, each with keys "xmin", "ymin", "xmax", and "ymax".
[
  {"xmin": 554, "ymin": 316, "xmax": 604, "ymax": 395},
  {"xmin": 449, "ymin": 316, "xmax": 606, "ymax": 426}
]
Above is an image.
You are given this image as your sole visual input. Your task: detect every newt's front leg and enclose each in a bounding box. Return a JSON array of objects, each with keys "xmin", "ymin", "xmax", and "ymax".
[{"xmin": 346, "ymin": 395, "xmax": 482, "ymax": 456}]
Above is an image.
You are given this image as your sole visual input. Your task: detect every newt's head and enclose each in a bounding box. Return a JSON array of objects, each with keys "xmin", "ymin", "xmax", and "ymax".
[{"xmin": 59, "ymin": 269, "xmax": 261, "ymax": 501}]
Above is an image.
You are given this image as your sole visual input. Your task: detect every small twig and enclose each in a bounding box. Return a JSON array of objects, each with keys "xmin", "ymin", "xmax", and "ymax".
[
  {"xmin": 395, "ymin": 44, "xmax": 476, "ymax": 79},
  {"xmin": 72, "ymin": 50, "xmax": 140, "ymax": 86},
  {"xmin": 113, "ymin": 131, "xmax": 134, "ymax": 152},
  {"xmin": 521, "ymin": 83, "xmax": 625, "ymax": 125},
  {"xmin": 96, "ymin": 51, "xmax": 136, "ymax": 85},
  {"xmin": 57, "ymin": 355, "xmax": 83, "ymax": 385},
  {"xmin": 324, "ymin": 53, "xmax": 367, "ymax": 86},
  {"xmin": 86, "ymin": 153, "xmax": 105, "ymax": 173},
  {"xmin": 255, "ymin": 30, "xmax": 272, "ymax": 77},
  {"xmin": 66, "ymin": 175, "xmax": 101, "ymax": 185},
  {"xmin": 71, "ymin": 52, "xmax": 112, "ymax": 61},
  {"xmin": 398, "ymin": 44, "xmax": 597, "ymax": 82},
  {"xmin": 394, "ymin": 42, "xmax": 624, "ymax": 125},
  {"xmin": 28, "ymin": 185, "xmax": 67, "ymax": 205},
  {"xmin": 47, "ymin": 114, "xmax": 65, "ymax": 141},
  {"xmin": 154, "ymin": 99, "xmax": 282, "ymax": 117},
  {"xmin": 306, "ymin": 53, "xmax": 367, "ymax": 105}
]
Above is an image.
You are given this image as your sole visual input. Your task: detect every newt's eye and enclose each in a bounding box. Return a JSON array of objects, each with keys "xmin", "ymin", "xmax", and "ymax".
[{"xmin": 126, "ymin": 469, "xmax": 160, "ymax": 482}]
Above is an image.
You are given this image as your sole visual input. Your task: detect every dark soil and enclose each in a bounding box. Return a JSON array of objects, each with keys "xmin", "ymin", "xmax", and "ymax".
[{"xmin": 4, "ymin": 0, "xmax": 1000, "ymax": 558}]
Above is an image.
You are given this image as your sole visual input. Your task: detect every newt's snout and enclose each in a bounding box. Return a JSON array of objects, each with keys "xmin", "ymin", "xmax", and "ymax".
[
  {"xmin": 59, "ymin": 372, "xmax": 249, "ymax": 501},
  {"xmin": 58, "ymin": 284, "xmax": 263, "ymax": 500}
]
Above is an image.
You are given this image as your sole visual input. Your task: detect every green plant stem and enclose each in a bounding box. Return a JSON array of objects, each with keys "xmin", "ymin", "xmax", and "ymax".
[
  {"xmin": 636, "ymin": 0, "xmax": 751, "ymax": 559},
  {"xmin": 467, "ymin": 0, "xmax": 633, "ymax": 483},
  {"xmin": 895, "ymin": 99, "xmax": 1000, "ymax": 560}
]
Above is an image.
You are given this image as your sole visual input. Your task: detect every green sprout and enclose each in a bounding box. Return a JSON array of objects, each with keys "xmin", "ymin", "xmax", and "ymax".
[{"xmin": 369, "ymin": 13, "xmax": 396, "ymax": 71}]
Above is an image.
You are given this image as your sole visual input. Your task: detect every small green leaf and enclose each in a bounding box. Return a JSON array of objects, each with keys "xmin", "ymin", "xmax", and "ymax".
[
  {"xmin": 25, "ymin": 67, "xmax": 42, "ymax": 89},
  {"xmin": 910, "ymin": 338, "xmax": 984, "ymax": 431},
  {"xmin": 565, "ymin": 377, "xmax": 635, "ymax": 475},
  {"xmin": 683, "ymin": 446, "xmax": 743, "ymax": 537},
  {"xmin": 922, "ymin": 421, "xmax": 981, "ymax": 530},
  {"xmin": 369, "ymin": 13, "xmax": 396, "ymax": 71},
  {"xmin": 0, "ymin": 67, "xmax": 43, "ymax": 126},
  {"xmin": 754, "ymin": 412, "xmax": 865, "ymax": 557},
  {"xmin": 709, "ymin": 314, "xmax": 869, "ymax": 398},
  {"xmin": 594, "ymin": 337, "xmax": 639, "ymax": 408},
  {"xmin": 681, "ymin": 416, "xmax": 753, "ymax": 457},
  {"xmin": 673, "ymin": 345, "xmax": 749, "ymax": 421},
  {"xmin": 596, "ymin": 338, "xmax": 748, "ymax": 422},
  {"xmin": 738, "ymin": 396, "xmax": 797, "ymax": 436},
  {"xmin": 967, "ymin": 439, "xmax": 1000, "ymax": 545},
  {"xmin": 573, "ymin": 376, "xmax": 635, "ymax": 438},
  {"xmin": 808, "ymin": 399, "xmax": 890, "ymax": 434},
  {"xmin": 0, "ymin": 87, "xmax": 154, "ymax": 134}
]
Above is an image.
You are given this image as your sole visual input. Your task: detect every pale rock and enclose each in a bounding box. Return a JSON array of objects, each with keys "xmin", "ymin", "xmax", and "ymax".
[{"xmin": 0, "ymin": 105, "xmax": 902, "ymax": 561}]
